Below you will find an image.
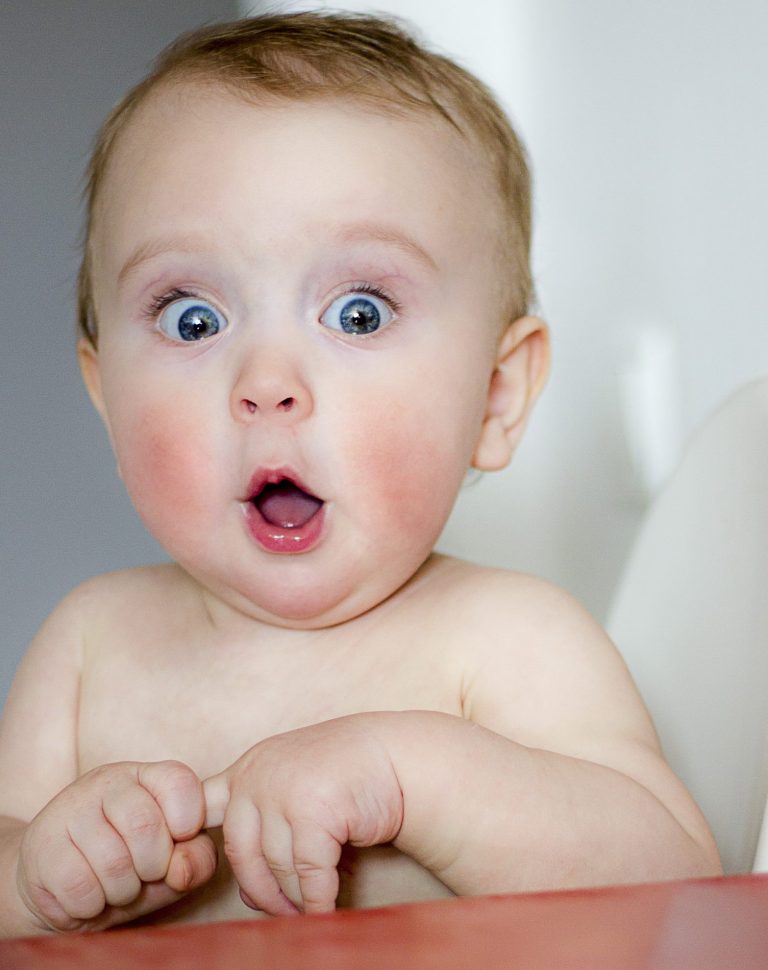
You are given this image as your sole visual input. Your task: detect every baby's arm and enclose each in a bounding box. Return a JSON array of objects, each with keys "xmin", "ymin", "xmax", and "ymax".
[
  {"xmin": 205, "ymin": 575, "xmax": 720, "ymax": 913},
  {"xmin": 0, "ymin": 584, "xmax": 216, "ymax": 936},
  {"xmin": 384, "ymin": 577, "xmax": 722, "ymax": 896}
]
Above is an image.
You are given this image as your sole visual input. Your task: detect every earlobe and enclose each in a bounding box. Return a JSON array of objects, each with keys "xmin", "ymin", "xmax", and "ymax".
[
  {"xmin": 77, "ymin": 337, "xmax": 108, "ymax": 425},
  {"xmin": 78, "ymin": 338, "xmax": 122, "ymax": 476},
  {"xmin": 471, "ymin": 315, "xmax": 550, "ymax": 472}
]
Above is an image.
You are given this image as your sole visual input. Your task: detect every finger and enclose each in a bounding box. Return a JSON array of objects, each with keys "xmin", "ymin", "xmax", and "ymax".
[
  {"xmin": 259, "ymin": 809, "xmax": 302, "ymax": 910},
  {"xmin": 202, "ymin": 772, "xmax": 230, "ymax": 829},
  {"xmin": 68, "ymin": 810, "xmax": 141, "ymax": 908},
  {"xmin": 291, "ymin": 818, "xmax": 342, "ymax": 914},
  {"xmin": 76, "ymin": 834, "xmax": 219, "ymax": 932},
  {"xmin": 223, "ymin": 797, "xmax": 298, "ymax": 917},
  {"xmin": 22, "ymin": 885, "xmax": 76, "ymax": 933},
  {"xmin": 84, "ymin": 875, "xmax": 207, "ymax": 932},
  {"xmin": 137, "ymin": 761, "xmax": 205, "ymax": 840},
  {"xmin": 102, "ymin": 782, "xmax": 173, "ymax": 883},
  {"xmin": 165, "ymin": 832, "xmax": 218, "ymax": 893},
  {"xmin": 40, "ymin": 834, "xmax": 106, "ymax": 922}
]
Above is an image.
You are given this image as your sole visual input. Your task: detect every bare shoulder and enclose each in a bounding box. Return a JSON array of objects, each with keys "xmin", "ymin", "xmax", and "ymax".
[
  {"xmin": 420, "ymin": 553, "xmax": 609, "ymax": 652},
  {"xmin": 71, "ymin": 564, "xmax": 209, "ymax": 649},
  {"xmin": 0, "ymin": 577, "xmax": 96, "ymax": 817},
  {"xmin": 72, "ymin": 562, "xmax": 199, "ymax": 617},
  {"xmin": 425, "ymin": 556, "xmax": 717, "ymax": 856},
  {"xmin": 0, "ymin": 564, "xmax": 194, "ymax": 818},
  {"xmin": 422, "ymin": 555, "xmax": 659, "ymax": 754}
]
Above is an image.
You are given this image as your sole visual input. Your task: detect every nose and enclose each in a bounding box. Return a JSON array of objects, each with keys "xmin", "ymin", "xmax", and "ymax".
[{"xmin": 231, "ymin": 348, "xmax": 314, "ymax": 424}]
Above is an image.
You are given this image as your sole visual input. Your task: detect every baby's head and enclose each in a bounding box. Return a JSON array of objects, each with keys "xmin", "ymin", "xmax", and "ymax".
[
  {"xmin": 78, "ymin": 12, "xmax": 535, "ymax": 348},
  {"xmin": 77, "ymin": 12, "xmax": 549, "ymax": 627}
]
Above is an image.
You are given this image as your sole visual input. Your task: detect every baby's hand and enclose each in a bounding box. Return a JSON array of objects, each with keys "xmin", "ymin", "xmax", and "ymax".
[
  {"xmin": 203, "ymin": 717, "xmax": 403, "ymax": 916},
  {"xmin": 16, "ymin": 761, "xmax": 217, "ymax": 932}
]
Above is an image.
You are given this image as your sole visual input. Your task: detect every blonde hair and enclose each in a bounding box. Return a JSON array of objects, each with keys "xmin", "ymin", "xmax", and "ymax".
[{"xmin": 77, "ymin": 11, "xmax": 533, "ymax": 345}]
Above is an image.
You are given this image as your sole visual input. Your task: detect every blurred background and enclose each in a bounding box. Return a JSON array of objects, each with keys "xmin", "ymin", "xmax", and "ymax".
[{"xmin": 2, "ymin": 0, "xmax": 767, "ymax": 706}]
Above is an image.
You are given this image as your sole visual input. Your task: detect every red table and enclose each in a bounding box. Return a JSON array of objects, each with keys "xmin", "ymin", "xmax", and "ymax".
[{"xmin": 2, "ymin": 874, "xmax": 767, "ymax": 969}]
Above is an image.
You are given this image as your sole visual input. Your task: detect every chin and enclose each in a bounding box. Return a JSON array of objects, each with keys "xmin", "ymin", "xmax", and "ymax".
[
  {"xmin": 187, "ymin": 544, "xmax": 430, "ymax": 630},
  {"xmin": 220, "ymin": 573, "xmax": 377, "ymax": 629}
]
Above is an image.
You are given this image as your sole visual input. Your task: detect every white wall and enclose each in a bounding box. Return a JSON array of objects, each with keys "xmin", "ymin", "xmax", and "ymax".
[{"xmin": 243, "ymin": 0, "xmax": 768, "ymax": 619}]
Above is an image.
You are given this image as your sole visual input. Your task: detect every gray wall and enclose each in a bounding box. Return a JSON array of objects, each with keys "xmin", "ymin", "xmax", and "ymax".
[{"xmin": 1, "ymin": 1, "xmax": 236, "ymax": 706}]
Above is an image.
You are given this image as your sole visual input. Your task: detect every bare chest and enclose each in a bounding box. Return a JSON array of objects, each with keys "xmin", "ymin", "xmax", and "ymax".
[
  {"xmin": 75, "ymin": 624, "xmax": 459, "ymax": 924},
  {"xmin": 77, "ymin": 625, "xmax": 459, "ymax": 773}
]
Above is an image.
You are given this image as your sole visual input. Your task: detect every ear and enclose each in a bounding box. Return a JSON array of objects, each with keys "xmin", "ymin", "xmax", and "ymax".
[
  {"xmin": 471, "ymin": 315, "xmax": 550, "ymax": 472},
  {"xmin": 78, "ymin": 338, "xmax": 122, "ymax": 477},
  {"xmin": 77, "ymin": 337, "xmax": 110, "ymax": 430}
]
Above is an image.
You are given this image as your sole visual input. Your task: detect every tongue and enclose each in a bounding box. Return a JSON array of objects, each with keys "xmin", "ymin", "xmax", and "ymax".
[{"xmin": 255, "ymin": 481, "xmax": 323, "ymax": 529}]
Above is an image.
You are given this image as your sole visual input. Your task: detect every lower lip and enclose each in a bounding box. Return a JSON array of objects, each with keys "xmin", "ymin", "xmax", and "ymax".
[{"xmin": 243, "ymin": 502, "xmax": 326, "ymax": 554}]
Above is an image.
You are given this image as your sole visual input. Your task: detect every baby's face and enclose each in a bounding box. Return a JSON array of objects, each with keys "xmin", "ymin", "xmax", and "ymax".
[{"xmin": 85, "ymin": 83, "xmax": 509, "ymax": 627}]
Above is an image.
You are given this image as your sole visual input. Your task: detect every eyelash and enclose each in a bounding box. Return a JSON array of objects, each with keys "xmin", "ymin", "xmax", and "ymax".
[
  {"xmin": 140, "ymin": 287, "xmax": 198, "ymax": 321},
  {"xmin": 337, "ymin": 282, "xmax": 403, "ymax": 318},
  {"xmin": 140, "ymin": 282, "xmax": 403, "ymax": 327}
]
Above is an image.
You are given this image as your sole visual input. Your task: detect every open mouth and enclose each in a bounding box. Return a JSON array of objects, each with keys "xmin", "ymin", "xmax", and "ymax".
[
  {"xmin": 252, "ymin": 479, "xmax": 324, "ymax": 529},
  {"xmin": 244, "ymin": 471, "xmax": 326, "ymax": 553}
]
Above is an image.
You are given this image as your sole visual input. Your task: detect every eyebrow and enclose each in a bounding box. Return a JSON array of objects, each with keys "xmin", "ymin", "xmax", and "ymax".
[
  {"xmin": 116, "ymin": 222, "xmax": 438, "ymax": 288},
  {"xmin": 334, "ymin": 222, "xmax": 438, "ymax": 273},
  {"xmin": 117, "ymin": 234, "xmax": 211, "ymax": 288}
]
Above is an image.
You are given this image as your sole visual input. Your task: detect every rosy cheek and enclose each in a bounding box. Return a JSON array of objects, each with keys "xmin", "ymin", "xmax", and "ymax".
[
  {"xmin": 347, "ymin": 404, "xmax": 467, "ymax": 545},
  {"xmin": 111, "ymin": 401, "xmax": 214, "ymax": 541}
]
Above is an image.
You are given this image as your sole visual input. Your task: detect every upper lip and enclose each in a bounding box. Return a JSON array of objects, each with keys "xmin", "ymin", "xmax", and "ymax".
[{"xmin": 242, "ymin": 466, "xmax": 323, "ymax": 504}]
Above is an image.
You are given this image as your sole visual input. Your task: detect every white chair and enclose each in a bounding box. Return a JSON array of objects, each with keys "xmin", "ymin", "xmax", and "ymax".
[{"xmin": 606, "ymin": 376, "xmax": 768, "ymax": 874}]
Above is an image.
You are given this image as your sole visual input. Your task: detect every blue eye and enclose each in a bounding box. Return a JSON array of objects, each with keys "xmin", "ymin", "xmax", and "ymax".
[
  {"xmin": 157, "ymin": 298, "xmax": 227, "ymax": 342},
  {"xmin": 320, "ymin": 291, "xmax": 394, "ymax": 336}
]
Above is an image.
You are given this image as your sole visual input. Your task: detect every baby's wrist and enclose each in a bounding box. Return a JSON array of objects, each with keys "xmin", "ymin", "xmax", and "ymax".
[{"xmin": 0, "ymin": 825, "xmax": 53, "ymax": 937}]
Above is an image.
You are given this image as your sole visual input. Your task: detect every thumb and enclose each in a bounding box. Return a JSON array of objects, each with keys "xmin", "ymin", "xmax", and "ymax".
[
  {"xmin": 165, "ymin": 831, "xmax": 219, "ymax": 893},
  {"xmin": 202, "ymin": 771, "xmax": 230, "ymax": 828}
]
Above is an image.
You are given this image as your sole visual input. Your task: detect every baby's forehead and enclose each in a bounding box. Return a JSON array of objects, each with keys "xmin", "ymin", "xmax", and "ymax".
[
  {"xmin": 99, "ymin": 79, "xmax": 506, "ymax": 250},
  {"xmin": 111, "ymin": 78, "xmax": 493, "ymax": 193},
  {"xmin": 88, "ymin": 81, "xmax": 512, "ymax": 329}
]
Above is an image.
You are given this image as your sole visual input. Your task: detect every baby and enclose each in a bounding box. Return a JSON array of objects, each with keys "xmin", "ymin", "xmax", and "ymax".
[{"xmin": 0, "ymin": 12, "xmax": 720, "ymax": 936}]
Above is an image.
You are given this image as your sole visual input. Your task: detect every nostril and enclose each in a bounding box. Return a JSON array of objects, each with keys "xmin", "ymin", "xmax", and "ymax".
[{"xmin": 241, "ymin": 397, "xmax": 296, "ymax": 415}]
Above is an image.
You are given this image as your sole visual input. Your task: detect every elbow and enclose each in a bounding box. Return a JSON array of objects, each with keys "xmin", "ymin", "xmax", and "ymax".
[
  {"xmin": 696, "ymin": 844, "xmax": 724, "ymax": 879},
  {"xmin": 677, "ymin": 829, "xmax": 723, "ymax": 881}
]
